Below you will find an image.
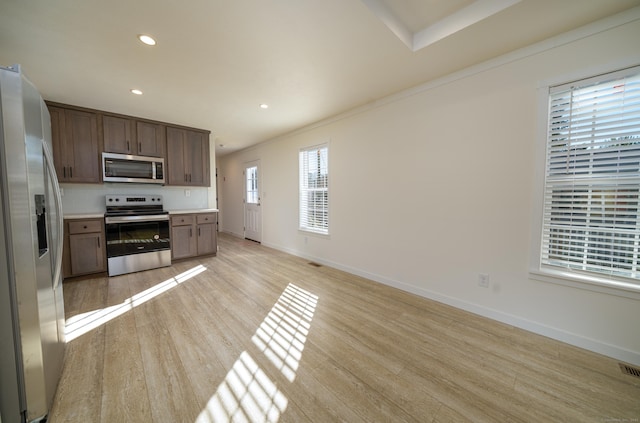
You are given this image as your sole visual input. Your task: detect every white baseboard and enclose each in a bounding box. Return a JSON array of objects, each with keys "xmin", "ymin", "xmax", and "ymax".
[
  {"xmin": 261, "ymin": 241, "xmax": 640, "ymax": 367},
  {"xmin": 220, "ymin": 229, "xmax": 244, "ymax": 239}
]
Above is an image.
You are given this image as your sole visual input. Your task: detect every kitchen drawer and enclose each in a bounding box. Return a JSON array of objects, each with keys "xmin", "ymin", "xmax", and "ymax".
[
  {"xmin": 171, "ymin": 214, "xmax": 195, "ymax": 226},
  {"xmin": 196, "ymin": 213, "xmax": 216, "ymax": 224},
  {"xmin": 68, "ymin": 219, "xmax": 103, "ymax": 234}
]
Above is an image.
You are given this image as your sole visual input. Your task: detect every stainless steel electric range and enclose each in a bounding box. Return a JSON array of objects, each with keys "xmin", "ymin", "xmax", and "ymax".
[{"xmin": 104, "ymin": 194, "xmax": 171, "ymax": 276}]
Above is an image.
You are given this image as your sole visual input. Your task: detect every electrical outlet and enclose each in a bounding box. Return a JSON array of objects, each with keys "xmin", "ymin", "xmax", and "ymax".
[
  {"xmin": 185, "ymin": 189, "xmax": 191, "ymax": 197},
  {"xmin": 478, "ymin": 273, "xmax": 490, "ymax": 288}
]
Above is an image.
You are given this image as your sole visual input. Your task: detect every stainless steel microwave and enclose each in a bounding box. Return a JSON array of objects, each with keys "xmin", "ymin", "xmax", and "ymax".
[{"xmin": 102, "ymin": 152, "xmax": 165, "ymax": 184}]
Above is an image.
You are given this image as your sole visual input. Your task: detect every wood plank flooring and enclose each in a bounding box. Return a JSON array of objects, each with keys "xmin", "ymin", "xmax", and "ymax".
[{"xmin": 49, "ymin": 233, "xmax": 640, "ymax": 422}]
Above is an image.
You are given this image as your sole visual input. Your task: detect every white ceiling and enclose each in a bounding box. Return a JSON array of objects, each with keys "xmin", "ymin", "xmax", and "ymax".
[{"xmin": 1, "ymin": 0, "xmax": 639, "ymax": 155}]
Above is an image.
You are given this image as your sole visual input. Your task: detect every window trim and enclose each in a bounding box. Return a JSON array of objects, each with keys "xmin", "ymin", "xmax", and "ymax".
[
  {"xmin": 531, "ymin": 65, "xmax": 640, "ymax": 299},
  {"xmin": 245, "ymin": 164, "xmax": 259, "ymax": 205},
  {"xmin": 299, "ymin": 142, "xmax": 329, "ymax": 235}
]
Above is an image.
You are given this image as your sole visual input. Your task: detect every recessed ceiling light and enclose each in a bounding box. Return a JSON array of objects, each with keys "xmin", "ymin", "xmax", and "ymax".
[
  {"xmin": 130, "ymin": 89, "xmax": 143, "ymax": 95},
  {"xmin": 260, "ymin": 103, "xmax": 269, "ymax": 109},
  {"xmin": 138, "ymin": 34, "xmax": 156, "ymax": 46}
]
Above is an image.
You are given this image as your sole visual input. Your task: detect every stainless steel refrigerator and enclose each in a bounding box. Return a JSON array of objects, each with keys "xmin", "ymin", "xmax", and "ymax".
[{"xmin": 0, "ymin": 65, "xmax": 65, "ymax": 423}]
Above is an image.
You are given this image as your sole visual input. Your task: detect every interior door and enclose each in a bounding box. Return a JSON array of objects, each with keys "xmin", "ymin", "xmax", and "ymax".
[{"xmin": 244, "ymin": 161, "xmax": 261, "ymax": 242}]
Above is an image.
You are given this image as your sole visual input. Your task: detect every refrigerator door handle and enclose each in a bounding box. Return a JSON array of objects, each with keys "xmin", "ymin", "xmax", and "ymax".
[{"xmin": 42, "ymin": 139, "xmax": 64, "ymax": 289}]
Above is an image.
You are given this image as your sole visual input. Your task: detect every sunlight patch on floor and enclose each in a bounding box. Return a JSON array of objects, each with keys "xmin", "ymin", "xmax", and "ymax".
[
  {"xmin": 65, "ymin": 264, "xmax": 206, "ymax": 341},
  {"xmin": 251, "ymin": 283, "xmax": 318, "ymax": 382},
  {"xmin": 197, "ymin": 283, "xmax": 319, "ymax": 422},
  {"xmin": 195, "ymin": 351, "xmax": 287, "ymax": 423}
]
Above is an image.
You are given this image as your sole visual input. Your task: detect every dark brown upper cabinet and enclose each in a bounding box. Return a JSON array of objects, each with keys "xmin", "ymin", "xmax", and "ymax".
[
  {"xmin": 49, "ymin": 106, "xmax": 101, "ymax": 183},
  {"xmin": 47, "ymin": 101, "xmax": 208, "ymax": 186},
  {"xmin": 102, "ymin": 115, "xmax": 133, "ymax": 155},
  {"xmin": 136, "ymin": 121, "xmax": 165, "ymax": 158},
  {"xmin": 103, "ymin": 115, "xmax": 165, "ymax": 158},
  {"xmin": 166, "ymin": 127, "xmax": 210, "ymax": 187}
]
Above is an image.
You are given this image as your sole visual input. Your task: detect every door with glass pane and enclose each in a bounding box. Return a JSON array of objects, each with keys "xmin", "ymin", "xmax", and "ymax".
[{"xmin": 244, "ymin": 161, "xmax": 261, "ymax": 242}]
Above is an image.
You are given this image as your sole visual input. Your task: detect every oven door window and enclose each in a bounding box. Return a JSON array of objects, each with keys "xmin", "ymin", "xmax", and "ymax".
[{"xmin": 105, "ymin": 220, "xmax": 170, "ymax": 257}]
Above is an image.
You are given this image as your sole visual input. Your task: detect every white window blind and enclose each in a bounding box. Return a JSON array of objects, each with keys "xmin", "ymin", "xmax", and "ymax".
[
  {"xmin": 299, "ymin": 145, "xmax": 328, "ymax": 234},
  {"xmin": 542, "ymin": 66, "xmax": 640, "ymax": 284}
]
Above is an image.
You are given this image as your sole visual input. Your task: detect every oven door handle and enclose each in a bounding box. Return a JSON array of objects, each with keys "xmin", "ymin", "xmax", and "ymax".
[{"xmin": 105, "ymin": 214, "xmax": 170, "ymax": 224}]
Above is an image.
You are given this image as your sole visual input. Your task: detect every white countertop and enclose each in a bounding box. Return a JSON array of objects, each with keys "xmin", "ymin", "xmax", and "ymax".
[
  {"xmin": 64, "ymin": 209, "xmax": 219, "ymax": 220},
  {"xmin": 64, "ymin": 213, "xmax": 104, "ymax": 220},
  {"xmin": 168, "ymin": 209, "xmax": 219, "ymax": 214}
]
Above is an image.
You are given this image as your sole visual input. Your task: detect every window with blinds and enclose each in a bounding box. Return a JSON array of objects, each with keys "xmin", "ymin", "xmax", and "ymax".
[
  {"xmin": 542, "ymin": 66, "xmax": 640, "ymax": 284},
  {"xmin": 299, "ymin": 144, "xmax": 328, "ymax": 234}
]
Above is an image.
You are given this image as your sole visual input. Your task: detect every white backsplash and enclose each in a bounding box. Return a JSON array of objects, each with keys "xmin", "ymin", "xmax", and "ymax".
[{"xmin": 61, "ymin": 183, "xmax": 210, "ymax": 214}]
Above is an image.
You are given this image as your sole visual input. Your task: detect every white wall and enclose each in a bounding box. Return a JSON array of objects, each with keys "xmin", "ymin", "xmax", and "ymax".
[
  {"xmin": 60, "ymin": 183, "xmax": 211, "ymax": 215},
  {"xmin": 218, "ymin": 11, "xmax": 640, "ymax": 365}
]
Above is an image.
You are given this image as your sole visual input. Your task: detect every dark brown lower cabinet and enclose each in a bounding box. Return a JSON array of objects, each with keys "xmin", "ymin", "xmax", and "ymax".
[
  {"xmin": 171, "ymin": 214, "xmax": 197, "ymax": 259},
  {"xmin": 171, "ymin": 212, "xmax": 217, "ymax": 260},
  {"xmin": 63, "ymin": 218, "xmax": 106, "ymax": 278},
  {"xmin": 196, "ymin": 213, "xmax": 217, "ymax": 256},
  {"xmin": 62, "ymin": 213, "xmax": 216, "ymax": 278}
]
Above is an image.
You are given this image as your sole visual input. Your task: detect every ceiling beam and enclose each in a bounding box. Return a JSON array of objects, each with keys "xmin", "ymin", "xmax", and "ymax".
[
  {"xmin": 362, "ymin": 0, "xmax": 523, "ymax": 52},
  {"xmin": 360, "ymin": 0, "xmax": 414, "ymax": 50},
  {"xmin": 413, "ymin": 0, "xmax": 522, "ymax": 51}
]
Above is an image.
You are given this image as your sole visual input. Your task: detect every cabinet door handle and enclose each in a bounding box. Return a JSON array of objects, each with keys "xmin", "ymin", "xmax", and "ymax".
[
  {"xmin": 138, "ymin": 142, "xmax": 142, "ymax": 152},
  {"xmin": 189, "ymin": 228, "xmax": 192, "ymax": 237},
  {"xmin": 198, "ymin": 227, "xmax": 201, "ymax": 236},
  {"xmin": 63, "ymin": 167, "xmax": 66, "ymax": 178},
  {"xmin": 185, "ymin": 173, "xmax": 188, "ymax": 182},
  {"xmin": 127, "ymin": 140, "xmax": 130, "ymax": 151},
  {"xmin": 97, "ymin": 237, "xmax": 100, "ymax": 248},
  {"xmin": 69, "ymin": 167, "xmax": 73, "ymax": 178}
]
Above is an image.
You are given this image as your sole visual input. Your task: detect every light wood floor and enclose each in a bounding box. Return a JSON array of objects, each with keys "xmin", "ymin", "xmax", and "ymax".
[{"xmin": 50, "ymin": 233, "xmax": 640, "ymax": 422}]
